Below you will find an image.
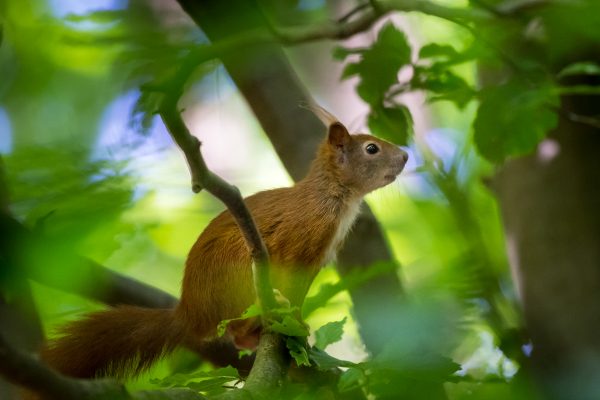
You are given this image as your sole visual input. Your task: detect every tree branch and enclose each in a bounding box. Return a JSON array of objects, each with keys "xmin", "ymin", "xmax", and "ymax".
[
  {"xmin": 0, "ymin": 333, "xmax": 205, "ymax": 400},
  {"xmin": 158, "ymin": 99, "xmax": 276, "ymax": 310},
  {"xmin": 154, "ymin": 0, "xmax": 490, "ymax": 103},
  {"xmin": 158, "ymin": 70, "xmax": 289, "ymax": 398},
  {"xmin": 0, "ymin": 213, "xmax": 178, "ymax": 310}
]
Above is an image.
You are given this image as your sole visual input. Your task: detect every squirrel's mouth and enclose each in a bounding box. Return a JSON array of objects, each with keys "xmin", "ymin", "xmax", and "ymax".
[{"xmin": 384, "ymin": 165, "xmax": 405, "ymax": 181}]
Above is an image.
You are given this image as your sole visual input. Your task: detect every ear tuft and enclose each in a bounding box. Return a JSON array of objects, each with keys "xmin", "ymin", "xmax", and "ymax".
[
  {"xmin": 300, "ymin": 101, "xmax": 338, "ymax": 127},
  {"xmin": 328, "ymin": 122, "xmax": 350, "ymax": 148}
]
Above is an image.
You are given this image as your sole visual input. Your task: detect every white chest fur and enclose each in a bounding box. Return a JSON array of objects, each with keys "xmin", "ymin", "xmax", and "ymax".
[{"xmin": 321, "ymin": 199, "xmax": 362, "ymax": 265}]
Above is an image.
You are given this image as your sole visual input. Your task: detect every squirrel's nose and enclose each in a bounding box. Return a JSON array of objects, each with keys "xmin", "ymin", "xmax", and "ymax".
[
  {"xmin": 401, "ymin": 151, "xmax": 409, "ymax": 164},
  {"xmin": 396, "ymin": 149, "xmax": 409, "ymax": 165}
]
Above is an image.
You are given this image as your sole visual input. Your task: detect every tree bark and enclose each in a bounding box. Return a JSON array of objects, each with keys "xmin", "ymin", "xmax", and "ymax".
[{"xmin": 494, "ymin": 91, "xmax": 600, "ymax": 399}]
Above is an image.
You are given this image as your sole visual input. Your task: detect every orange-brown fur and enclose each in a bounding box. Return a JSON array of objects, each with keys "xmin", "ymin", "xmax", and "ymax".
[{"xmin": 39, "ymin": 116, "xmax": 408, "ymax": 382}]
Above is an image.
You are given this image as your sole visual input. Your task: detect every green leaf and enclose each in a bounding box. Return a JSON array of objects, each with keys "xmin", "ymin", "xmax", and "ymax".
[
  {"xmin": 308, "ymin": 347, "xmax": 356, "ymax": 370},
  {"xmin": 150, "ymin": 366, "xmax": 240, "ymax": 388},
  {"xmin": 341, "ymin": 62, "xmax": 361, "ymax": 80},
  {"xmin": 412, "ymin": 67, "xmax": 474, "ymax": 109},
  {"xmin": 474, "ymin": 80, "xmax": 559, "ymax": 163},
  {"xmin": 374, "ymin": 348, "xmax": 461, "ymax": 382},
  {"xmin": 238, "ymin": 349, "xmax": 253, "ymax": 359},
  {"xmin": 302, "ymin": 262, "xmax": 397, "ymax": 317},
  {"xmin": 270, "ymin": 315, "xmax": 310, "ymax": 337},
  {"xmin": 185, "ymin": 377, "xmax": 235, "ymax": 394},
  {"xmin": 342, "ymin": 23, "xmax": 411, "ymax": 105},
  {"xmin": 558, "ymin": 61, "xmax": 600, "ymax": 78},
  {"xmin": 314, "ymin": 317, "xmax": 346, "ymax": 350},
  {"xmin": 286, "ymin": 337, "xmax": 311, "ymax": 367},
  {"xmin": 419, "ymin": 43, "xmax": 459, "ymax": 60},
  {"xmin": 332, "ymin": 46, "xmax": 364, "ymax": 61},
  {"xmin": 64, "ymin": 10, "xmax": 124, "ymax": 23},
  {"xmin": 367, "ymin": 105, "xmax": 412, "ymax": 145},
  {"xmin": 338, "ymin": 368, "xmax": 365, "ymax": 393}
]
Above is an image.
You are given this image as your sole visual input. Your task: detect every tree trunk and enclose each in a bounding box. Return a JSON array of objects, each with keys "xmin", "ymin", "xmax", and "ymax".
[{"xmin": 494, "ymin": 92, "xmax": 600, "ymax": 399}]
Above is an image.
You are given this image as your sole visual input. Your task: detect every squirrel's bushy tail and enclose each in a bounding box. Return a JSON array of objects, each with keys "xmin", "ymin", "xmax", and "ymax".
[{"xmin": 41, "ymin": 306, "xmax": 186, "ymax": 379}]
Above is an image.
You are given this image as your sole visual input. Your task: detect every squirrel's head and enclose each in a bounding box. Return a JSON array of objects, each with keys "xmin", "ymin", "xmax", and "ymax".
[{"xmin": 324, "ymin": 121, "xmax": 408, "ymax": 195}]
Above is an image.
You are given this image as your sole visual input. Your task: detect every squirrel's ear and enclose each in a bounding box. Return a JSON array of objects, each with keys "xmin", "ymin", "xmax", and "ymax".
[{"xmin": 328, "ymin": 122, "xmax": 350, "ymax": 148}]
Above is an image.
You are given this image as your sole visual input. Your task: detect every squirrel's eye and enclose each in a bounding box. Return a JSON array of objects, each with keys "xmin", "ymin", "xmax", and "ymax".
[{"xmin": 365, "ymin": 143, "xmax": 379, "ymax": 155}]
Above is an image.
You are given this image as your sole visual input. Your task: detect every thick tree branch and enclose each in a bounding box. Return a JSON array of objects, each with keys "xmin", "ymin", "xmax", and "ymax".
[
  {"xmin": 0, "ymin": 334, "xmax": 205, "ymax": 400},
  {"xmin": 0, "ymin": 213, "xmax": 178, "ymax": 310},
  {"xmin": 215, "ymin": 333, "xmax": 287, "ymax": 400}
]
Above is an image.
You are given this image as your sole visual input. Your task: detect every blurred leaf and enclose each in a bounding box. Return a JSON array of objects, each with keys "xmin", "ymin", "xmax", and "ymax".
[
  {"xmin": 557, "ymin": 61, "xmax": 600, "ymax": 78},
  {"xmin": 303, "ymin": 262, "xmax": 397, "ymax": 317},
  {"xmin": 238, "ymin": 349, "xmax": 253, "ymax": 359},
  {"xmin": 337, "ymin": 368, "xmax": 365, "ymax": 393},
  {"xmin": 474, "ymin": 80, "xmax": 559, "ymax": 163},
  {"xmin": 151, "ymin": 366, "xmax": 238, "ymax": 396},
  {"xmin": 314, "ymin": 317, "xmax": 346, "ymax": 350},
  {"xmin": 367, "ymin": 105, "xmax": 412, "ymax": 144},
  {"xmin": 150, "ymin": 366, "xmax": 239, "ymax": 388},
  {"xmin": 341, "ymin": 23, "xmax": 411, "ymax": 105},
  {"xmin": 412, "ymin": 67, "xmax": 474, "ymax": 109},
  {"xmin": 331, "ymin": 46, "xmax": 363, "ymax": 61},
  {"xmin": 185, "ymin": 377, "xmax": 233, "ymax": 394},
  {"xmin": 308, "ymin": 347, "xmax": 356, "ymax": 370},
  {"xmin": 373, "ymin": 347, "xmax": 460, "ymax": 382},
  {"xmin": 340, "ymin": 62, "xmax": 361, "ymax": 80},
  {"xmin": 419, "ymin": 43, "xmax": 460, "ymax": 61},
  {"xmin": 286, "ymin": 336, "xmax": 311, "ymax": 367},
  {"xmin": 65, "ymin": 10, "xmax": 125, "ymax": 23}
]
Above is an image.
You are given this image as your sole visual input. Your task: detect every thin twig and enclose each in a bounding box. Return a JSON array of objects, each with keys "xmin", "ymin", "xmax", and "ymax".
[
  {"xmin": 338, "ymin": 3, "xmax": 372, "ymax": 23},
  {"xmin": 157, "ymin": 0, "xmax": 491, "ymax": 100}
]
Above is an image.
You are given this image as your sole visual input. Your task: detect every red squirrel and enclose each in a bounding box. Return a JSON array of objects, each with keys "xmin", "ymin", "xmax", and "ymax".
[{"xmin": 40, "ymin": 107, "xmax": 408, "ymax": 379}]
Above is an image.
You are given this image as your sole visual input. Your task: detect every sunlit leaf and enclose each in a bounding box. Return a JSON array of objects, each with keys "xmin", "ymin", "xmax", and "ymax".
[
  {"xmin": 314, "ymin": 317, "xmax": 346, "ymax": 350},
  {"xmin": 419, "ymin": 43, "xmax": 460, "ymax": 61},
  {"xmin": 302, "ymin": 262, "xmax": 397, "ymax": 317}
]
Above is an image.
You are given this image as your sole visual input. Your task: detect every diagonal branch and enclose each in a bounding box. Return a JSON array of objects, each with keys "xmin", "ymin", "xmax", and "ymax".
[
  {"xmin": 158, "ymin": 78, "xmax": 288, "ymax": 397},
  {"xmin": 158, "ymin": 99, "xmax": 276, "ymax": 311}
]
